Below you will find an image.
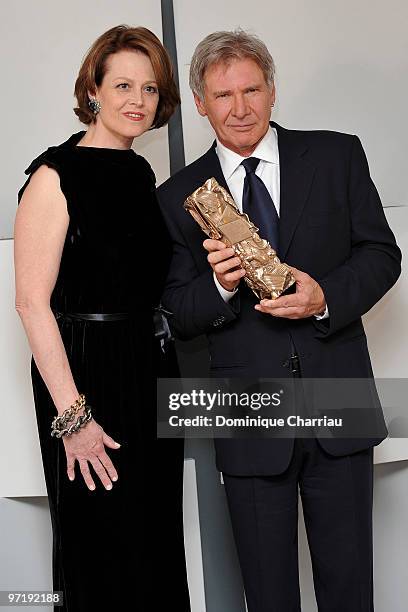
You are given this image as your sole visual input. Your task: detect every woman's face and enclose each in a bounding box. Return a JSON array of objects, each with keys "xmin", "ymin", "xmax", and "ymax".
[{"xmin": 91, "ymin": 49, "xmax": 160, "ymax": 141}]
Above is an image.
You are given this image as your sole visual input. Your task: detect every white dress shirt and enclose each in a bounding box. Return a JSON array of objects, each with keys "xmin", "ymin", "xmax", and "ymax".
[{"xmin": 213, "ymin": 125, "xmax": 329, "ymax": 319}]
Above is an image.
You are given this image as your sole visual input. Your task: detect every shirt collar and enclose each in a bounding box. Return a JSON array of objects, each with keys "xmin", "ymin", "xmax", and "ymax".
[{"xmin": 215, "ymin": 125, "xmax": 279, "ymax": 180}]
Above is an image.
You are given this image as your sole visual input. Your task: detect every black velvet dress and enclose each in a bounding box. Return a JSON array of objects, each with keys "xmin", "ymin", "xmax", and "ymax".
[{"xmin": 18, "ymin": 131, "xmax": 190, "ymax": 611}]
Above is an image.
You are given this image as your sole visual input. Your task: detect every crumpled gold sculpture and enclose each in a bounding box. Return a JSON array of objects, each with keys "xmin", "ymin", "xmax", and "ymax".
[{"xmin": 184, "ymin": 177, "xmax": 295, "ymax": 300}]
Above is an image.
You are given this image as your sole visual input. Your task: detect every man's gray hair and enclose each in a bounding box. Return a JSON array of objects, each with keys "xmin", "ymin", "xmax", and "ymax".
[{"xmin": 189, "ymin": 29, "xmax": 276, "ymax": 99}]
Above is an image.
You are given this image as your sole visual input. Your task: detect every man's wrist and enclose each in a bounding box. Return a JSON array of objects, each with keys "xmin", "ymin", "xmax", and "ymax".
[
  {"xmin": 213, "ymin": 271, "xmax": 238, "ymax": 302},
  {"xmin": 314, "ymin": 303, "xmax": 329, "ymax": 319}
]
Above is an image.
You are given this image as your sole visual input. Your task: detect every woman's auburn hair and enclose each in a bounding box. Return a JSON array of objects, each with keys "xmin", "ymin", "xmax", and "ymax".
[{"xmin": 74, "ymin": 24, "xmax": 180, "ymax": 129}]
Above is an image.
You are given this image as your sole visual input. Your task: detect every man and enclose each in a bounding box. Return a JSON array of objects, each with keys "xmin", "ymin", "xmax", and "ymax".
[{"xmin": 157, "ymin": 29, "xmax": 401, "ymax": 612}]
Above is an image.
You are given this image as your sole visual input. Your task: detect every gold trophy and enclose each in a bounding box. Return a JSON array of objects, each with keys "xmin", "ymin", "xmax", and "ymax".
[{"xmin": 184, "ymin": 177, "xmax": 295, "ymax": 300}]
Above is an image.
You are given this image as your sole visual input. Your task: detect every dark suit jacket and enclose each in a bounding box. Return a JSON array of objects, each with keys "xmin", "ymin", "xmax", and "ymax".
[{"xmin": 157, "ymin": 121, "xmax": 402, "ymax": 476}]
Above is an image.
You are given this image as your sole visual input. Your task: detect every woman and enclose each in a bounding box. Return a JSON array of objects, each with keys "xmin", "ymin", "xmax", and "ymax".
[{"xmin": 14, "ymin": 25, "xmax": 190, "ymax": 611}]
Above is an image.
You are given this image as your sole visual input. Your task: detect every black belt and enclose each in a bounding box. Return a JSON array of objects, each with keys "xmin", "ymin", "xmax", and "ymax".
[
  {"xmin": 53, "ymin": 311, "xmax": 134, "ymax": 322},
  {"xmin": 53, "ymin": 308, "xmax": 174, "ymax": 344}
]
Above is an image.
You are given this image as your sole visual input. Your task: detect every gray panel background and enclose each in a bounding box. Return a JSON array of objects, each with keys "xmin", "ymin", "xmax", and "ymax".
[{"xmin": 173, "ymin": 0, "xmax": 408, "ymax": 209}]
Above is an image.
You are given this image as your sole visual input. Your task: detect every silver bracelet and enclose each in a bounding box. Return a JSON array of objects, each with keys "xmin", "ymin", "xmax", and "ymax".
[{"xmin": 51, "ymin": 405, "xmax": 93, "ymax": 438}]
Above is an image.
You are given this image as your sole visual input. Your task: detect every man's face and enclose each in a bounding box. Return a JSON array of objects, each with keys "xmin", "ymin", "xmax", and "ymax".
[{"xmin": 194, "ymin": 57, "xmax": 275, "ymax": 157}]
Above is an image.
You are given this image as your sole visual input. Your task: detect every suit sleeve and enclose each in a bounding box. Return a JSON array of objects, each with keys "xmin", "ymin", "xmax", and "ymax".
[
  {"xmin": 313, "ymin": 135, "xmax": 401, "ymax": 338},
  {"xmin": 157, "ymin": 189, "xmax": 240, "ymax": 341}
]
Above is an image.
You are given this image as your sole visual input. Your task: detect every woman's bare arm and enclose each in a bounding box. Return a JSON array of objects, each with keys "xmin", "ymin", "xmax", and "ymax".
[
  {"xmin": 14, "ymin": 165, "xmax": 120, "ymax": 490},
  {"xmin": 14, "ymin": 165, "xmax": 78, "ymax": 414}
]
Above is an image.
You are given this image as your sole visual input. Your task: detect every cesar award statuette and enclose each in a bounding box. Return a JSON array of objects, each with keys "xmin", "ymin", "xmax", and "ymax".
[{"xmin": 184, "ymin": 177, "xmax": 295, "ymax": 299}]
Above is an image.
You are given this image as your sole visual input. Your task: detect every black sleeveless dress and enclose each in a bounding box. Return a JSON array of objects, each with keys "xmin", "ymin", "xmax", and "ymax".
[{"xmin": 18, "ymin": 131, "xmax": 190, "ymax": 611}]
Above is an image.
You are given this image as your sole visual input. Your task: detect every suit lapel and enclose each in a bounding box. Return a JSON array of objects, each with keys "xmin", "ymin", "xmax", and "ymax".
[
  {"xmin": 194, "ymin": 141, "xmax": 232, "ymax": 195},
  {"xmin": 271, "ymin": 121, "xmax": 316, "ymax": 261}
]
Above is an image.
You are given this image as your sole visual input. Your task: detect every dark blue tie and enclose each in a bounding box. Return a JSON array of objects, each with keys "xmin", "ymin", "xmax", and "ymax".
[{"xmin": 241, "ymin": 157, "xmax": 279, "ymax": 254}]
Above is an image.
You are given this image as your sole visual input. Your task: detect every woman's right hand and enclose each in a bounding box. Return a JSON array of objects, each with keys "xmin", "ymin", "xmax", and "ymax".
[{"xmin": 62, "ymin": 418, "xmax": 121, "ymax": 491}]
